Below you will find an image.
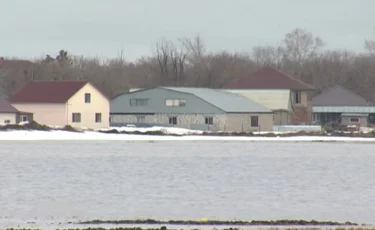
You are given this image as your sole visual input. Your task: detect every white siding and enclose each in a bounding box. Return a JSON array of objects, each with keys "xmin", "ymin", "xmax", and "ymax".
[{"xmin": 224, "ymin": 89, "xmax": 291, "ymax": 111}]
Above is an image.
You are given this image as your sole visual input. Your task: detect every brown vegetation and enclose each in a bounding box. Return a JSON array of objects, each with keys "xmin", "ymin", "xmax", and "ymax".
[{"xmin": 1, "ymin": 28, "xmax": 375, "ymax": 100}]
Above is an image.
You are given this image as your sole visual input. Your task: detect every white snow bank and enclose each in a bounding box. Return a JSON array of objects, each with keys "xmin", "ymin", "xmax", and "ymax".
[
  {"xmin": 101, "ymin": 126, "xmax": 204, "ymax": 135},
  {"xmin": 1, "ymin": 130, "xmax": 375, "ymax": 142}
]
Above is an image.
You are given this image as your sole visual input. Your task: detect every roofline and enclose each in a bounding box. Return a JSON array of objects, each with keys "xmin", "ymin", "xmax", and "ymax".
[
  {"xmin": 226, "ymin": 111, "xmax": 272, "ymax": 114},
  {"xmin": 224, "ymin": 67, "xmax": 316, "ymax": 91},
  {"xmin": 8, "ymin": 81, "xmax": 110, "ymax": 103},
  {"xmin": 224, "ymin": 87, "xmax": 315, "ymax": 91},
  {"xmin": 159, "ymin": 87, "xmax": 227, "ymax": 113},
  {"xmin": 114, "ymin": 87, "xmax": 271, "ymax": 113},
  {"xmin": 111, "ymin": 87, "xmax": 151, "ymax": 100},
  {"xmin": 85, "ymin": 82, "xmax": 111, "ymax": 101},
  {"xmin": 270, "ymin": 67, "xmax": 316, "ymax": 90},
  {"xmin": 313, "ymin": 84, "xmax": 375, "ymax": 104},
  {"xmin": 9, "ymin": 101, "xmax": 66, "ymax": 104},
  {"xmin": 162, "ymin": 87, "xmax": 272, "ymax": 113}
]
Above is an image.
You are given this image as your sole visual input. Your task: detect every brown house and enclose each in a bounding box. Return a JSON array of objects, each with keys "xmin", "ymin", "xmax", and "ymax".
[
  {"xmin": 0, "ymin": 98, "xmax": 33, "ymax": 125},
  {"xmin": 223, "ymin": 67, "xmax": 316, "ymax": 125}
]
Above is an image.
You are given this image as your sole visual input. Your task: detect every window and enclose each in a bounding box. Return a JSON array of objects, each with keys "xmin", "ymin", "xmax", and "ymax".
[
  {"xmin": 178, "ymin": 100, "xmax": 186, "ymax": 106},
  {"xmin": 205, "ymin": 117, "xmax": 213, "ymax": 125},
  {"xmin": 20, "ymin": 115, "xmax": 28, "ymax": 122},
  {"xmin": 130, "ymin": 98, "xmax": 148, "ymax": 106},
  {"xmin": 85, "ymin": 93, "xmax": 91, "ymax": 103},
  {"xmin": 95, "ymin": 113, "xmax": 102, "ymax": 123},
  {"xmin": 4, "ymin": 120, "xmax": 10, "ymax": 124},
  {"xmin": 169, "ymin": 116, "xmax": 177, "ymax": 125},
  {"xmin": 350, "ymin": 117, "xmax": 360, "ymax": 123},
  {"xmin": 72, "ymin": 113, "xmax": 81, "ymax": 123},
  {"xmin": 251, "ymin": 116, "xmax": 259, "ymax": 127},
  {"xmin": 165, "ymin": 99, "xmax": 186, "ymax": 106},
  {"xmin": 295, "ymin": 91, "xmax": 301, "ymax": 104},
  {"xmin": 136, "ymin": 116, "xmax": 146, "ymax": 123}
]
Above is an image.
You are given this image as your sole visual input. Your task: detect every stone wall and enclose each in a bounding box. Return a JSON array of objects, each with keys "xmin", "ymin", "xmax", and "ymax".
[
  {"xmin": 110, "ymin": 113, "xmax": 226, "ymax": 131},
  {"xmin": 225, "ymin": 113, "xmax": 273, "ymax": 132},
  {"xmin": 110, "ymin": 113, "xmax": 273, "ymax": 132}
]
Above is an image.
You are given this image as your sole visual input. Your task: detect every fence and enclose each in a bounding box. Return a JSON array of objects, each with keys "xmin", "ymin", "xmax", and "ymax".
[{"xmin": 272, "ymin": 125, "xmax": 322, "ymax": 133}]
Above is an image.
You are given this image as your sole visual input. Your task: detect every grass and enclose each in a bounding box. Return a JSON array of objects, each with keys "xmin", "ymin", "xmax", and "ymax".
[
  {"xmin": 2, "ymin": 227, "xmax": 375, "ymax": 230},
  {"xmin": 76, "ymin": 219, "xmax": 359, "ymax": 226}
]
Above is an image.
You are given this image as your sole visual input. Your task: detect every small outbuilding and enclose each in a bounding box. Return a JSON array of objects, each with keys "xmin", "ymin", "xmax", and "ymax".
[{"xmin": 0, "ymin": 98, "xmax": 33, "ymax": 125}]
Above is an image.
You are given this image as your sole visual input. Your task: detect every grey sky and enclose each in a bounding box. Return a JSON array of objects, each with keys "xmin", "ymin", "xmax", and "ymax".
[{"xmin": 1, "ymin": 0, "xmax": 374, "ymax": 61}]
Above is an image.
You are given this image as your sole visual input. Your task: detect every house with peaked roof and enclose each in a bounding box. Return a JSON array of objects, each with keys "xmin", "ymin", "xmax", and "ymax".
[
  {"xmin": 8, "ymin": 81, "xmax": 110, "ymax": 129},
  {"xmin": 312, "ymin": 85, "xmax": 375, "ymax": 127},
  {"xmin": 0, "ymin": 98, "xmax": 33, "ymax": 125},
  {"xmin": 110, "ymin": 87, "xmax": 274, "ymax": 132},
  {"xmin": 222, "ymin": 66, "xmax": 316, "ymax": 125}
]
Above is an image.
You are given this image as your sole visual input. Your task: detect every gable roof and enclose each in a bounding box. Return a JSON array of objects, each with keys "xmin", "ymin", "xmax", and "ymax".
[
  {"xmin": 8, "ymin": 81, "xmax": 88, "ymax": 103},
  {"xmin": 0, "ymin": 98, "xmax": 19, "ymax": 113},
  {"xmin": 162, "ymin": 87, "xmax": 271, "ymax": 113},
  {"xmin": 312, "ymin": 85, "xmax": 375, "ymax": 106},
  {"xmin": 223, "ymin": 66, "xmax": 315, "ymax": 91}
]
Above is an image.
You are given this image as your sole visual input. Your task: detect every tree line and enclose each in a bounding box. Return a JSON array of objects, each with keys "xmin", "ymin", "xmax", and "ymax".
[{"xmin": 0, "ymin": 28, "xmax": 374, "ymax": 99}]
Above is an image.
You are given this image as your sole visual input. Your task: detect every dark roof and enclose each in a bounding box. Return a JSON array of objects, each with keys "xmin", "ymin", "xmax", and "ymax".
[
  {"xmin": 0, "ymin": 98, "xmax": 19, "ymax": 113},
  {"xmin": 223, "ymin": 67, "xmax": 315, "ymax": 91},
  {"xmin": 312, "ymin": 85, "xmax": 375, "ymax": 106},
  {"xmin": 8, "ymin": 81, "xmax": 88, "ymax": 103}
]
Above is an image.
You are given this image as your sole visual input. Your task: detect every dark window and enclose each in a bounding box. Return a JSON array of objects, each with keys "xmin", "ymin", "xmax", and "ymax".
[
  {"xmin": 295, "ymin": 92, "xmax": 301, "ymax": 104},
  {"xmin": 95, "ymin": 113, "xmax": 102, "ymax": 123},
  {"xmin": 136, "ymin": 116, "xmax": 146, "ymax": 123},
  {"xmin": 350, "ymin": 117, "xmax": 360, "ymax": 123},
  {"xmin": 251, "ymin": 116, "xmax": 259, "ymax": 127},
  {"xmin": 72, "ymin": 113, "xmax": 81, "ymax": 123},
  {"xmin": 169, "ymin": 116, "xmax": 177, "ymax": 125},
  {"xmin": 20, "ymin": 115, "xmax": 28, "ymax": 122},
  {"xmin": 130, "ymin": 99, "xmax": 148, "ymax": 106},
  {"xmin": 205, "ymin": 117, "xmax": 213, "ymax": 125},
  {"xmin": 85, "ymin": 93, "xmax": 91, "ymax": 103},
  {"xmin": 4, "ymin": 120, "xmax": 10, "ymax": 124}
]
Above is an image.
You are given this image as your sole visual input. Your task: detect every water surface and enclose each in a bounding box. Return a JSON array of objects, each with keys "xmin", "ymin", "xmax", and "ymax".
[{"xmin": 0, "ymin": 141, "xmax": 374, "ymax": 225}]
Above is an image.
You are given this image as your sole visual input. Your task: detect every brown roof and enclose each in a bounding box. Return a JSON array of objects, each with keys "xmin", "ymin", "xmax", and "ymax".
[
  {"xmin": 223, "ymin": 67, "xmax": 315, "ymax": 91},
  {"xmin": 0, "ymin": 98, "xmax": 19, "ymax": 113},
  {"xmin": 8, "ymin": 81, "xmax": 88, "ymax": 103}
]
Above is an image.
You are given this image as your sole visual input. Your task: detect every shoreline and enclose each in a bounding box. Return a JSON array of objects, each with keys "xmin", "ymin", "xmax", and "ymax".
[
  {"xmin": 77, "ymin": 219, "xmax": 360, "ymax": 226},
  {"xmin": 2, "ymin": 129, "xmax": 375, "ymax": 142},
  {"xmin": 1, "ymin": 122, "xmax": 375, "ymax": 142},
  {"xmin": 1, "ymin": 219, "xmax": 371, "ymax": 230}
]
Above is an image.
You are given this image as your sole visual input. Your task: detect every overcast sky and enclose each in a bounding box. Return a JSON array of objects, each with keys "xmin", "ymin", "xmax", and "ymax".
[{"xmin": 1, "ymin": 0, "xmax": 374, "ymax": 61}]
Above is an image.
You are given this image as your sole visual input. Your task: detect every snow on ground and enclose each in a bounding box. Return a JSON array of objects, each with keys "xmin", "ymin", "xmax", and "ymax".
[
  {"xmin": 0, "ymin": 128, "xmax": 375, "ymax": 142},
  {"xmin": 101, "ymin": 125, "xmax": 204, "ymax": 135}
]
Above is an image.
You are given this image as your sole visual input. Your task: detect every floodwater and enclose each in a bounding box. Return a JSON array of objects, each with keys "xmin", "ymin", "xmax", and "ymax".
[{"xmin": 0, "ymin": 140, "xmax": 374, "ymax": 227}]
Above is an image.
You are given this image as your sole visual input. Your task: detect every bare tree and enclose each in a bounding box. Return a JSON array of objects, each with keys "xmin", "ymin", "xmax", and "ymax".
[
  {"xmin": 283, "ymin": 28, "xmax": 324, "ymax": 66},
  {"xmin": 365, "ymin": 40, "xmax": 375, "ymax": 56},
  {"xmin": 154, "ymin": 38, "xmax": 172, "ymax": 82},
  {"xmin": 252, "ymin": 45, "xmax": 286, "ymax": 68}
]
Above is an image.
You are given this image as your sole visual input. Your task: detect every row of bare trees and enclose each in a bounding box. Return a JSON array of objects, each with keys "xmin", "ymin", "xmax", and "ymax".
[{"xmin": 1, "ymin": 28, "xmax": 375, "ymax": 99}]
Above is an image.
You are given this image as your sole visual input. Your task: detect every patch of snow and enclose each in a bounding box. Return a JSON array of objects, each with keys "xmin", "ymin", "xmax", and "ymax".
[
  {"xmin": 18, "ymin": 121, "xmax": 29, "ymax": 125},
  {"xmin": 0, "ymin": 130, "xmax": 375, "ymax": 142},
  {"xmin": 102, "ymin": 126, "xmax": 204, "ymax": 135},
  {"xmin": 360, "ymin": 127, "xmax": 374, "ymax": 133}
]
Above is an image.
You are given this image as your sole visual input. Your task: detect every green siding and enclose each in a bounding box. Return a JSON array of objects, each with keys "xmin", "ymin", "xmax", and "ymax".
[{"xmin": 111, "ymin": 88, "xmax": 225, "ymax": 114}]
